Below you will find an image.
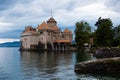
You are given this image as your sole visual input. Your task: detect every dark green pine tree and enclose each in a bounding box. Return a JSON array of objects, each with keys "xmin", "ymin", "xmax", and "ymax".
[{"xmin": 94, "ymin": 17, "xmax": 114, "ymax": 47}]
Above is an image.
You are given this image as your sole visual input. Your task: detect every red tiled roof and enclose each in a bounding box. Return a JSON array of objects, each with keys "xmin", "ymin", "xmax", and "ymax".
[
  {"xmin": 52, "ymin": 26, "xmax": 59, "ymax": 30},
  {"xmin": 37, "ymin": 22, "xmax": 52, "ymax": 30},
  {"xmin": 23, "ymin": 26, "xmax": 36, "ymax": 33},
  {"xmin": 64, "ymin": 28, "xmax": 70, "ymax": 33},
  {"xmin": 54, "ymin": 40, "xmax": 71, "ymax": 43},
  {"xmin": 64, "ymin": 28, "xmax": 72, "ymax": 34}
]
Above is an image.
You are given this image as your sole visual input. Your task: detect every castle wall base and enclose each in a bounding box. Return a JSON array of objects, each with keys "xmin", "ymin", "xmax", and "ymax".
[{"xmin": 19, "ymin": 47, "xmax": 77, "ymax": 51}]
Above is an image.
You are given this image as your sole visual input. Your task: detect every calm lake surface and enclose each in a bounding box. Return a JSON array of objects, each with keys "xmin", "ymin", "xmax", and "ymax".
[{"xmin": 0, "ymin": 47, "xmax": 119, "ymax": 80}]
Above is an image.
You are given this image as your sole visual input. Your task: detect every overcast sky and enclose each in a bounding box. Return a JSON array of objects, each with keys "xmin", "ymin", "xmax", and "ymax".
[{"xmin": 0, "ymin": 0, "xmax": 120, "ymax": 43}]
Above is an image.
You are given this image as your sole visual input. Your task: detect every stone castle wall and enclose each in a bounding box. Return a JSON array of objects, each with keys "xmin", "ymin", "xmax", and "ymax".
[{"xmin": 20, "ymin": 17, "xmax": 72, "ymax": 51}]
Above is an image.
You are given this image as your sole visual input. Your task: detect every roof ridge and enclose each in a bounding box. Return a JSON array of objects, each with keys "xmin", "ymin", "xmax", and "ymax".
[
  {"xmin": 47, "ymin": 17, "xmax": 56, "ymax": 22},
  {"xmin": 37, "ymin": 21, "xmax": 52, "ymax": 30}
]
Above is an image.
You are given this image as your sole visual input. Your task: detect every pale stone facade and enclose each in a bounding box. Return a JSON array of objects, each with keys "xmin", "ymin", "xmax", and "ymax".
[{"xmin": 20, "ymin": 17, "xmax": 72, "ymax": 50}]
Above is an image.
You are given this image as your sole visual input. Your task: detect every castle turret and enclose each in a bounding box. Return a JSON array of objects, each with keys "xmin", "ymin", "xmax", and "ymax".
[
  {"xmin": 47, "ymin": 17, "xmax": 57, "ymax": 27},
  {"xmin": 63, "ymin": 28, "xmax": 72, "ymax": 42}
]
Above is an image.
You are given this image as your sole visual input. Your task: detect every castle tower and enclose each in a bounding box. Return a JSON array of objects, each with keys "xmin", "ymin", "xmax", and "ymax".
[{"xmin": 47, "ymin": 17, "xmax": 57, "ymax": 27}]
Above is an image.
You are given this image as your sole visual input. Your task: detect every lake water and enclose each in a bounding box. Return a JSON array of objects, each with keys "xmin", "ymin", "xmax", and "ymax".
[{"xmin": 0, "ymin": 47, "xmax": 119, "ymax": 80}]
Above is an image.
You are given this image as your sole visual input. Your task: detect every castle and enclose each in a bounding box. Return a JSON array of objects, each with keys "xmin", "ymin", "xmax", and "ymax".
[{"xmin": 20, "ymin": 17, "xmax": 72, "ymax": 50}]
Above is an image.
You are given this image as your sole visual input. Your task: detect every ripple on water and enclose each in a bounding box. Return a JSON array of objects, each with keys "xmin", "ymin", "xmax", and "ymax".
[
  {"xmin": 0, "ymin": 48, "xmax": 119, "ymax": 80},
  {"xmin": 0, "ymin": 72, "xmax": 12, "ymax": 80}
]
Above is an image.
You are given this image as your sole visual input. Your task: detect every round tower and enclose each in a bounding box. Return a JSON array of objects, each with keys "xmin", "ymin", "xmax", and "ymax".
[{"xmin": 47, "ymin": 17, "xmax": 57, "ymax": 27}]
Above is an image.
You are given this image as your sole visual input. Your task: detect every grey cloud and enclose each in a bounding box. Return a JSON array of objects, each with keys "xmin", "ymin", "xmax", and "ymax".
[
  {"xmin": 0, "ymin": 0, "xmax": 120, "ymax": 39},
  {"xmin": 0, "ymin": 0, "xmax": 31, "ymax": 16},
  {"xmin": 0, "ymin": 29, "xmax": 22, "ymax": 38},
  {"xmin": 0, "ymin": 0, "xmax": 16, "ymax": 11},
  {"xmin": 106, "ymin": 0, "xmax": 120, "ymax": 12}
]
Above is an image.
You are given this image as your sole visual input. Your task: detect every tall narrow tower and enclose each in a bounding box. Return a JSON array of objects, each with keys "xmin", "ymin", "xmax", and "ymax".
[{"xmin": 47, "ymin": 17, "xmax": 57, "ymax": 27}]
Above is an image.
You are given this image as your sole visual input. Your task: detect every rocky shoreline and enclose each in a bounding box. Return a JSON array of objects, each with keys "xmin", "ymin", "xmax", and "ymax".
[
  {"xmin": 95, "ymin": 48, "xmax": 120, "ymax": 58},
  {"xmin": 75, "ymin": 57, "xmax": 120, "ymax": 75},
  {"xmin": 75, "ymin": 48, "xmax": 120, "ymax": 75}
]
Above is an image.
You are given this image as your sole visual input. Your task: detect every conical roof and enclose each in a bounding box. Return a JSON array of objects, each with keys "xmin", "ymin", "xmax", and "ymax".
[
  {"xmin": 47, "ymin": 17, "xmax": 56, "ymax": 22},
  {"xmin": 64, "ymin": 28, "xmax": 71, "ymax": 33},
  {"xmin": 23, "ymin": 26, "xmax": 36, "ymax": 33}
]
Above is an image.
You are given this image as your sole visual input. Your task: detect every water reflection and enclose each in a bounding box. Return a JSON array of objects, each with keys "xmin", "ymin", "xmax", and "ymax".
[
  {"xmin": 0, "ymin": 47, "xmax": 119, "ymax": 80},
  {"xmin": 20, "ymin": 51, "xmax": 76, "ymax": 79},
  {"xmin": 76, "ymin": 51, "xmax": 95, "ymax": 63}
]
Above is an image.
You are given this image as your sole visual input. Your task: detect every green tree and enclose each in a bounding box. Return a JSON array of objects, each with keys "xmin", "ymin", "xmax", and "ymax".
[
  {"xmin": 94, "ymin": 17, "xmax": 114, "ymax": 47},
  {"xmin": 74, "ymin": 21, "xmax": 91, "ymax": 50},
  {"xmin": 114, "ymin": 25, "xmax": 120, "ymax": 38},
  {"xmin": 113, "ymin": 25, "xmax": 120, "ymax": 46}
]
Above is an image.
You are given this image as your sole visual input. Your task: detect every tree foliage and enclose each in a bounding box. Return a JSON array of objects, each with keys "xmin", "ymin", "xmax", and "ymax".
[
  {"xmin": 94, "ymin": 17, "xmax": 114, "ymax": 47},
  {"xmin": 74, "ymin": 21, "xmax": 91, "ymax": 50},
  {"xmin": 114, "ymin": 25, "xmax": 120, "ymax": 39},
  {"xmin": 113, "ymin": 25, "xmax": 120, "ymax": 46}
]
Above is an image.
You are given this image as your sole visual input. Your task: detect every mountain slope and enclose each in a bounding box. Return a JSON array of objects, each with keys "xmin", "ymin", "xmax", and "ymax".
[{"xmin": 0, "ymin": 41, "xmax": 20, "ymax": 47}]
